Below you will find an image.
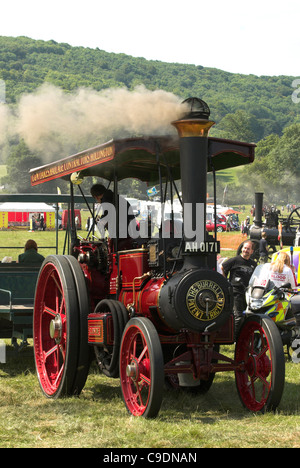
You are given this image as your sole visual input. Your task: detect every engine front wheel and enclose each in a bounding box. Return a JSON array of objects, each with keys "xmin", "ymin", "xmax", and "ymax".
[
  {"xmin": 119, "ymin": 317, "xmax": 164, "ymax": 418},
  {"xmin": 235, "ymin": 315, "xmax": 285, "ymax": 413}
]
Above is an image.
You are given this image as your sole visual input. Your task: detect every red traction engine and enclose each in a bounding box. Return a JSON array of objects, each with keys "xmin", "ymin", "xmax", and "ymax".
[{"xmin": 30, "ymin": 98, "xmax": 285, "ymax": 418}]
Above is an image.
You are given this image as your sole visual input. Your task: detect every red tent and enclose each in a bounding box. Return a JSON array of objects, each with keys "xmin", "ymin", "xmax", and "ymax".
[{"xmin": 222, "ymin": 209, "xmax": 241, "ymax": 215}]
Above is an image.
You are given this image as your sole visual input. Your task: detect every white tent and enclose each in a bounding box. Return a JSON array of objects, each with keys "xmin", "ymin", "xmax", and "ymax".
[
  {"xmin": 0, "ymin": 202, "xmax": 56, "ymax": 229},
  {"xmin": 0, "ymin": 202, "xmax": 55, "ymax": 212}
]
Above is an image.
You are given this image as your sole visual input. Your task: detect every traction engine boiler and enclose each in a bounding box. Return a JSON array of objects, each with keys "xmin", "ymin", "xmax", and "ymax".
[{"xmin": 30, "ymin": 98, "xmax": 285, "ymax": 418}]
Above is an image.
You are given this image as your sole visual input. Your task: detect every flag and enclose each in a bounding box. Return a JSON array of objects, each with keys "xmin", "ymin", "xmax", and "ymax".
[
  {"xmin": 57, "ymin": 187, "xmax": 62, "ymax": 209},
  {"xmin": 147, "ymin": 186, "xmax": 158, "ymax": 197}
]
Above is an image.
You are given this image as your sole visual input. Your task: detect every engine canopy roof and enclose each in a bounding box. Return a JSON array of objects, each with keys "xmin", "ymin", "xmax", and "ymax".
[{"xmin": 30, "ymin": 135, "xmax": 255, "ymax": 186}]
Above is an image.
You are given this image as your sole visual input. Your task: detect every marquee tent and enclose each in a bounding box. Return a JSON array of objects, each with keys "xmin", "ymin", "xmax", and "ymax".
[{"xmin": 0, "ymin": 202, "xmax": 56, "ymax": 229}]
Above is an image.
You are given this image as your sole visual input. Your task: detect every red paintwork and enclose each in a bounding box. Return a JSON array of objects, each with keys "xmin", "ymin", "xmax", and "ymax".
[
  {"xmin": 81, "ymin": 263, "xmax": 110, "ymax": 310},
  {"xmin": 88, "ymin": 313, "xmax": 113, "ymax": 345},
  {"xmin": 34, "ymin": 261, "xmax": 70, "ymax": 397}
]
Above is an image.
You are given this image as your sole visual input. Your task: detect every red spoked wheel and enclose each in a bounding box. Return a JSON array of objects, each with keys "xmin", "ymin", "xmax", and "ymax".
[
  {"xmin": 34, "ymin": 256, "xmax": 81, "ymax": 398},
  {"xmin": 119, "ymin": 317, "xmax": 164, "ymax": 418},
  {"xmin": 235, "ymin": 315, "xmax": 285, "ymax": 413},
  {"xmin": 64, "ymin": 255, "xmax": 91, "ymax": 394}
]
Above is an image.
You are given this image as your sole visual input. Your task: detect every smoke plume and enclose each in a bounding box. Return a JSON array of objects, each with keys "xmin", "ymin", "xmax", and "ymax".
[
  {"xmin": 1, "ymin": 84, "xmax": 188, "ymax": 162},
  {"xmin": 0, "ymin": 104, "xmax": 9, "ymax": 146}
]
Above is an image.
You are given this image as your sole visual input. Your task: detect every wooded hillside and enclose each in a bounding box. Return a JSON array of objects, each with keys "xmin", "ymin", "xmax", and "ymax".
[
  {"xmin": 0, "ymin": 35, "xmax": 299, "ymax": 203},
  {"xmin": 1, "ymin": 36, "xmax": 299, "ymax": 141}
]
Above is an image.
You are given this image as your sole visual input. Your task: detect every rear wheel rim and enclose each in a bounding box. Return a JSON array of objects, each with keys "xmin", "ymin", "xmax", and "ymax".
[
  {"xmin": 235, "ymin": 317, "xmax": 284, "ymax": 412},
  {"xmin": 120, "ymin": 318, "xmax": 164, "ymax": 418},
  {"xmin": 34, "ymin": 256, "xmax": 79, "ymax": 398},
  {"xmin": 64, "ymin": 255, "xmax": 91, "ymax": 394}
]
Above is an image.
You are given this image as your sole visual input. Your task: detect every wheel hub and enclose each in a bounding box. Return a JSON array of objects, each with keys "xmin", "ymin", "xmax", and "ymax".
[
  {"xmin": 126, "ymin": 359, "xmax": 139, "ymax": 381},
  {"xmin": 49, "ymin": 314, "xmax": 62, "ymax": 344},
  {"xmin": 245, "ymin": 351, "xmax": 271, "ymax": 379},
  {"xmin": 245, "ymin": 355, "xmax": 257, "ymax": 378},
  {"xmin": 257, "ymin": 353, "xmax": 271, "ymax": 378}
]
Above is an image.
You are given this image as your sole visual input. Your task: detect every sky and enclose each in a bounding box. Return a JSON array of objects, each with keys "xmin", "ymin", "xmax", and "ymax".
[{"xmin": 1, "ymin": 0, "xmax": 299, "ymax": 77}]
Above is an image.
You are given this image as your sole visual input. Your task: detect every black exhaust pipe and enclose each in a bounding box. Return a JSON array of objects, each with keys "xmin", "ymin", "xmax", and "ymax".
[
  {"xmin": 159, "ymin": 98, "xmax": 233, "ymax": 333},
  {"xmin": 254, "ymin": 192, "xmax": 264, "ymax": 228},
  {"xmin": 172, "ymin": 98, "xmax": 215, "ymax": 269}
]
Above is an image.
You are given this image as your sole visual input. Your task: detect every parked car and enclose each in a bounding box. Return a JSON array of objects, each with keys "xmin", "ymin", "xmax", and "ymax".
[{"xmin": 206, "ymin": 214, "xmax": 227, "ymax": 232}]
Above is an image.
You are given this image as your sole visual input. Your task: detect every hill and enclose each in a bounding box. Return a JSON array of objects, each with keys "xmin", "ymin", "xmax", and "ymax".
[
  {"xmin": 0, "ymin": 35, "xmax": 299, "ymax": 143},
  {"xmin": 1, "ymin": 36, "xmax": 300, "ymax": 204}
]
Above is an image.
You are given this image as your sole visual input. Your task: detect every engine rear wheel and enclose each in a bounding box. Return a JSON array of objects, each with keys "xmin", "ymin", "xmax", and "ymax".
[
  {"xmin": 34, "ymin": 256, "xmax": 80, "ymax": 398},
  {"xmin": 235, "ymin": 315, "xmax": 285, "ymax": 413},
  {"xmin": 286, "ymin": 206, "xmax": 300, "ymax": 232},
  {"xmin": 119, "ymin": 317, "xmax": 164, "ymax": 418},
  {"xmin": 64, "ymin": 255, "xmax": 91, "ymax": 394}
]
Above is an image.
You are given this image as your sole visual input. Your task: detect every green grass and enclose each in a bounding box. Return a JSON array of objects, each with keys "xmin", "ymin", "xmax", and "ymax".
[
  {"xmin": 1, "ymin": 341, "xmax": 300, "ymax": 448},
  {"xmin": 215, "ymin": 166, "xmax": 243, "ymax": 185},
  {"xmin": 0, "ymin": 217, "xmax": 90, "ymax": 262},
  {"xmin": 0, "ymin": 207, "xmax": 251, "ymax": 262},
  {"xmin": 0, "ymin": 219, "xmax": 298, "ymax": 448},
  {"xmin": 0, "ymin": 230, "xmax": 63, "ymax": 261}
]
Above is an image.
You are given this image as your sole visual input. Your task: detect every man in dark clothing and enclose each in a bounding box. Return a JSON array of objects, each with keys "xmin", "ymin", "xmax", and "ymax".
[
  {"xmin": 259, "ymin": 231, "xmax": 269, "ymax": 264},
  {"xmin": 221, "ymin": 241, "xmax": 256, "ymax": 339},
  {"xmin": 18, "ymin": 239, "xmax": 45, "ymax": 265},
  {"xmin": 90, "ymin": 184, "xmax": 138, "ymax": 249}
]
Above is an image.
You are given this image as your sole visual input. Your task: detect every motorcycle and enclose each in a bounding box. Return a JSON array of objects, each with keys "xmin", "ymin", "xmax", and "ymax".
[
  {"xmin": 245, "ymin": 264, "xmax": 300, "ymax": 362},
  {"xmin": 230, "ymin": 220, "xmax": 240, "ymax": 231}
]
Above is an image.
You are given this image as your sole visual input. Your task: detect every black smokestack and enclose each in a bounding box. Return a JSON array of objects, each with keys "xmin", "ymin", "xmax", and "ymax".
[
  {"xmin": 254, "ymin": 192, "xmax": 264, "ymax": 227},
  {"xmin": 172, "ymin": 98, "xmax": 215, "ymax": 267}
]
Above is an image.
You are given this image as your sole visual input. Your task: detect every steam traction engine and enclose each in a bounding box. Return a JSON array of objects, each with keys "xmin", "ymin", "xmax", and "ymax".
[
  {"xmin": 248, "ymin": 192, "xmax": 300, "ymax": 257},
  {"xmin": 237, "ymin": 192, "xmax": 300, "ymax": 261},
  {"xmin": 30, "ymin": 98, "xmax": 285, "ymax": 418}
]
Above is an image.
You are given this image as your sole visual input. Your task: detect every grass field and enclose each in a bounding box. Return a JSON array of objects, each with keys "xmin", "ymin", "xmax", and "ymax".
[
  {"xmin": 2, "ymin": 217, "xmax": 299, "ymax": 449},
  {"xmin": 0, "ymin": 230, "xmax": 245, "ymax": 262},
  {"xmin": 0, "ymin": 217, "xmax": 246, "ymax": 262},
  {"xmin": 0, "ymin": 214, "xmax": 92, "ymax": 261},
  {"xmin": 1, "ymin": 341, "xmax": 300, "ymax": 448},
  {"xmin": 0, "ymin": 228, "xmax": 71, "ymax": 261}
]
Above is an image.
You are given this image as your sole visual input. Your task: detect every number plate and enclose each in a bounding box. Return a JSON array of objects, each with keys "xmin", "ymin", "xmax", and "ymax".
[{"xmin": 184, "ymin": 241, "xmax": 220, "ymax": 253}]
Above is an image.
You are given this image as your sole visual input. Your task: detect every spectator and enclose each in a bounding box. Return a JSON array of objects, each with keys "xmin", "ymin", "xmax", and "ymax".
[
  {"xmin": 221, "ymin": 241, "xmax": 256, "ymax": 338},
  {"xmin": 2, "ymin": 256, "xmax": 12, "ymax": 263},
  {"xmin": 18, "ymin": 239, "xmax": 45, "ymax": 265},
  {"xmin": 260, "ymin": 251, "xmax": 297, "ymax": 289},
  {"xmin": 241, "ymin": 218, "xmax": 249, "ymax": 237},
  {"xmin": 40, "ymin": 215, "xmax": 45, "ymax": 231},
  {"xmin": 86, "ymin": 216, "xmax": 92, "ymax": 231},
  {"xmin": 259, "ymin": 231, "xmax": 269, "ymax": 264}
]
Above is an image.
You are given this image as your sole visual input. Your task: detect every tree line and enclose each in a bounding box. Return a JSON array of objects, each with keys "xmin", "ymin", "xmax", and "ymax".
[{"xmin": 0, "ymin": 35, "xmax": 300, "ymax": 204}]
